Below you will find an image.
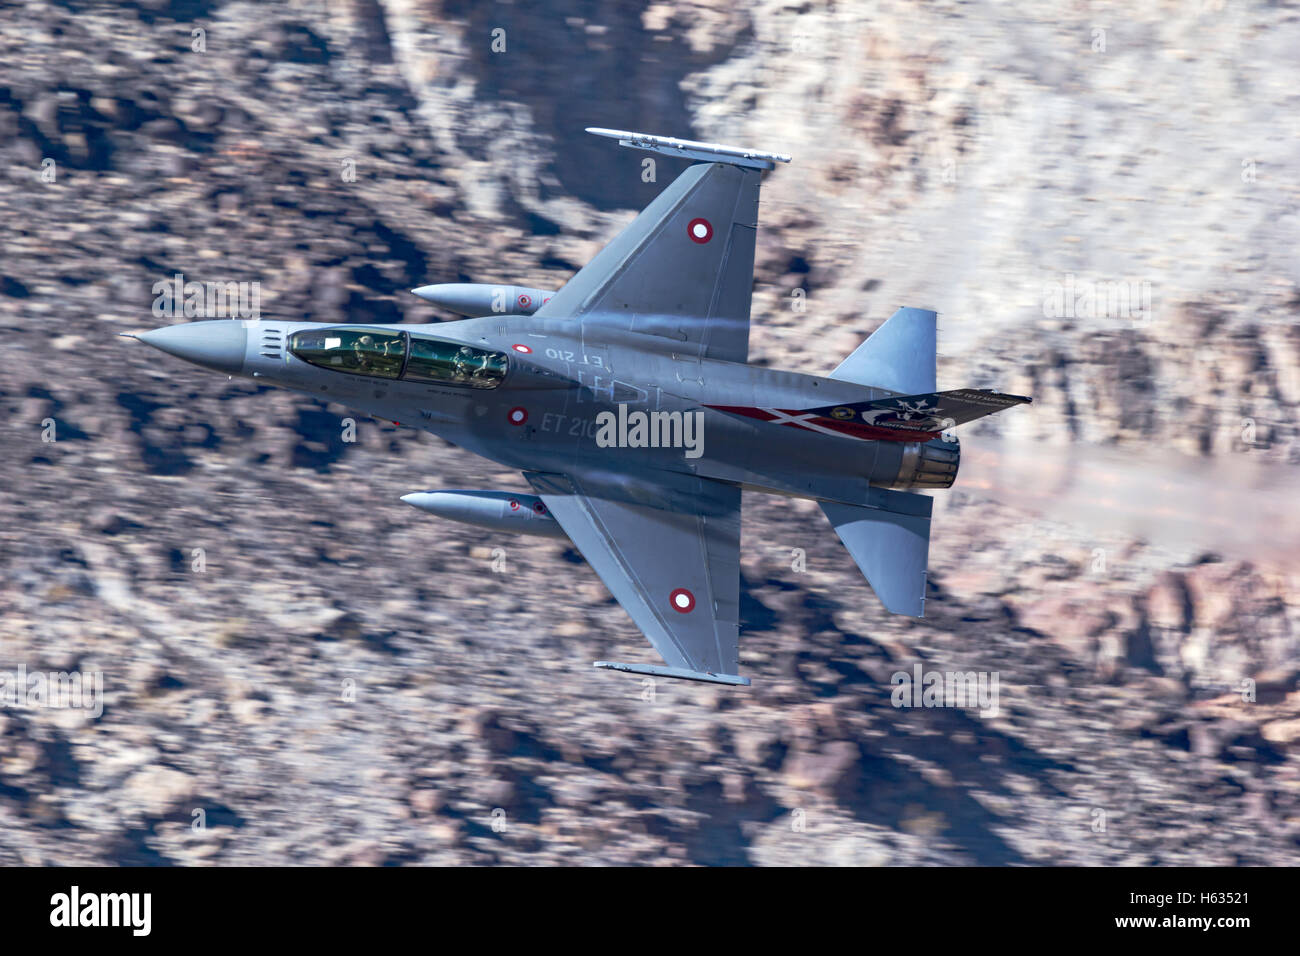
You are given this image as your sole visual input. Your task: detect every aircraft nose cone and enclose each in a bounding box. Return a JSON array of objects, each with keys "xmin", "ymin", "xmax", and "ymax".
[{"xmin": 136, "ymin": 320, "xmax": 247, "ymax": 374}]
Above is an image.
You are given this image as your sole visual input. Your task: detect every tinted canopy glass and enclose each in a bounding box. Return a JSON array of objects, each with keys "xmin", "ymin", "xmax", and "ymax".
[
  {"xmin": 289, "ymin": 327, "xmax": 508, "ymax": 388},
  {"xmin": 406, "ymin": 335, "xmax": 507, "ymax": 389},
  {"xmin": 290, "ymin": 327, "xmax": 405, "ymax": 379}
]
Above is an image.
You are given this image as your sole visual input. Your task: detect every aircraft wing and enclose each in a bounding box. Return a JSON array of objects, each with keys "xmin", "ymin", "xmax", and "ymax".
[
  {"xmin": 524, "ymin": 470, "xmax": 747, "ymax": 686},
  {"xmin": 534, "ymin": 130, "xmax": 789, "ymax": 365}
]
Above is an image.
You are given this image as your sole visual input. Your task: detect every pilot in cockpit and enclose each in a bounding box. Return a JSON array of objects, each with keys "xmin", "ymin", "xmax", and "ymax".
[{"xmin": 453, "ymin": 345, "xmax": 480, "ymax": 383}]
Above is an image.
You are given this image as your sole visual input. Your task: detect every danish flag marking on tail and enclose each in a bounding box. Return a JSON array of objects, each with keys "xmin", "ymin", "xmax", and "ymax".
[
  {"xmin": 704, "ymin": 403, "xmax": 942, "ymax": 443},
  {"xmin": 760, "ymin": 408, "xmax": 854, "ymax": 439}
]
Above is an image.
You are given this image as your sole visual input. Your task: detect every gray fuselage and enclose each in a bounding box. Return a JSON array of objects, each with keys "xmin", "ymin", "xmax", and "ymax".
[{"xmin": 224, "ymin": 314, "xmax": 955, "ymax": 507}]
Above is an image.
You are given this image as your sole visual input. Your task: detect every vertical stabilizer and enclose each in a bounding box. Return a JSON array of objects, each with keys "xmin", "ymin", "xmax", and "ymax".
[{"xmin": 830, "ymin": 307, "xmax": 937, "ymax": 394}]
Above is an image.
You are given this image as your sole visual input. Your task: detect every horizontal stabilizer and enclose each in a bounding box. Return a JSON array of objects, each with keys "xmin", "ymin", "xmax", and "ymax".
[
  {"xmin": 800, "ymin": 388, "xmax": 1031, "ymax": 438},
  {"xmin": 831, "ymin": 307, "xmax": 936, "ymax": 394},
  {"xmin": 821, "ymin": 495, "xmax": 932, "ymax": 617},
  {"xmin": 594, "ymin": 660, "xmax": 751, "ymax": 686}
]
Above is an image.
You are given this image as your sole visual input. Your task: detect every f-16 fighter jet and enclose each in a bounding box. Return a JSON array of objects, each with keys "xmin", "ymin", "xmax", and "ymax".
[{"xmin": 127, "ymin": 128, "xmax": 1030, "ymax": 686}]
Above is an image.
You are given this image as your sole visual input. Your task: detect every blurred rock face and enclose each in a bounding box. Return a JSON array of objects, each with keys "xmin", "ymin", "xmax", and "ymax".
[{"xmin": 1, "ymin": 1, "xmax": 1298, "ymax": 865}]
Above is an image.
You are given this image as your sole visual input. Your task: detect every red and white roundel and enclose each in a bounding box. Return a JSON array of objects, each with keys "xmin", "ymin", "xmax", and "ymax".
[
  {"xmin": 512, "ymin": 343, "xmax": 532, "ymax": 354},
  {"xmin": 687, "ymin": 218, "xmax": 713, "ymax": 244},
  {"xmin": 517, "ymin": 294, "xmax": 531, "ymax": 308},
  {"xmin": 669, "ymin": 588, "xmax": 696, "ymax": 613},
  {"xmin": 532, "ymin": 501, "xmax": 547, "ymax": 516},
  {"xmin": 508, "ymin": 498, "xmax": 520, "ymax": 511},
  {"xmin": 508, "ymin": 407, "xmax": 528, "ymax": 426}
]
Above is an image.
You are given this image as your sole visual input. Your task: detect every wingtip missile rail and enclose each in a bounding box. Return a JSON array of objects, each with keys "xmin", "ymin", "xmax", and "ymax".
[{"xmin": 585, "ymin": 127, "xmax": 792, "ymax": 170}]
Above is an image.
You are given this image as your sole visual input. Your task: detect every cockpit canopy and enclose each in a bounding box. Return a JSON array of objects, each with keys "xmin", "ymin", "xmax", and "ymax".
[{"xmin": 288, "ymin": 327, "xmax": 508, "ymax": 389}]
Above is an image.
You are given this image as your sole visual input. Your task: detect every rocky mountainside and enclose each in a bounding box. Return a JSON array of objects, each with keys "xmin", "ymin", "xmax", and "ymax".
[{"xmin": 1, "ymin": 0, "xmax": 1298, "ymax": 864}]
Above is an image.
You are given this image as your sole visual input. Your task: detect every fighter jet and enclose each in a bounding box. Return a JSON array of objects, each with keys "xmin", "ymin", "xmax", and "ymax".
[{"xmin": 127, "ymin": 128, "xmax": 1030, "ymax": 687}]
